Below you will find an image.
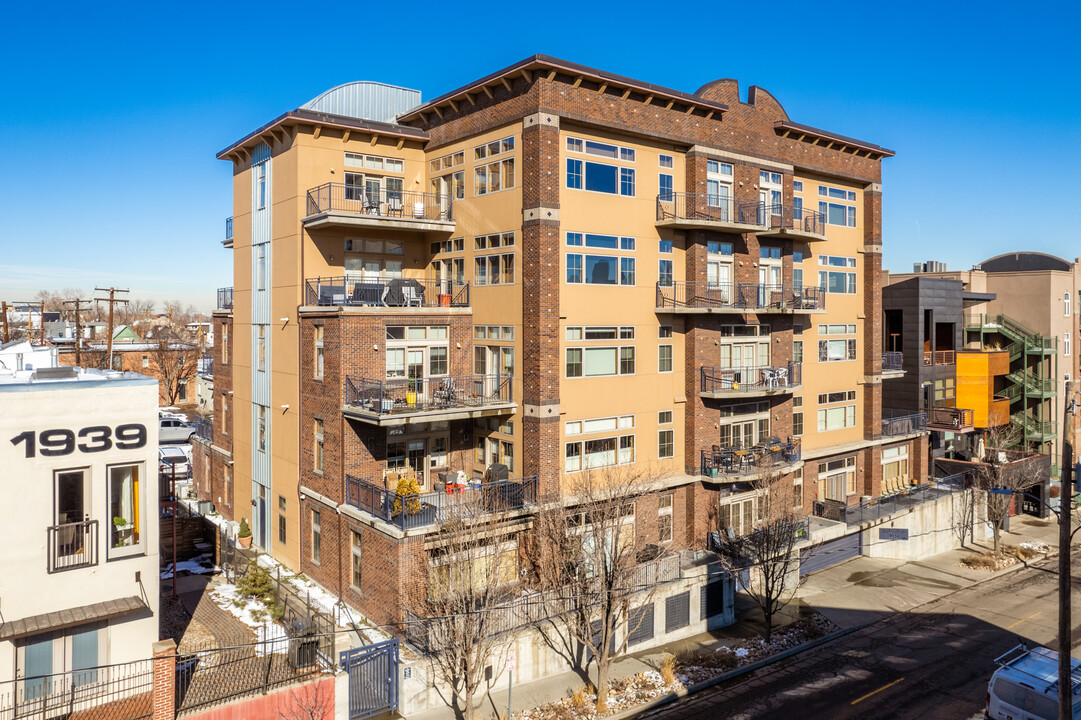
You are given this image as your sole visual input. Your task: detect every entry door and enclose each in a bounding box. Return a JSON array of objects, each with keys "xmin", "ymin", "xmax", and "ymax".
[
  {"xmin": 732, "ymin": 421, "xmax": 755, "ymax": 449},
  {"xmin": 407, "ymin": 441, "xmax": 427, "ymax": 486},
  {"xmin": 407, "ymin": 350, "xmax": 425, "ymax": 398},
  {"xmin": 708, "ymin": 261, "xmax": 732, "ymax": 302},
  {"xmin": 759, "ymin": 183, "xmax": 782, "ymax": 225},
  {"xmin": 56, "ymin": 470, "xmax": 87, "ymax": 525},
  {"xmin": 256, "ymin": 485, "xmax": 267, "ymax": 549},
  {"xmin": 758, "ymin": 262, "xmax": 782, "ymax": 306},
  {"xmin": 365, "ymin": 178, "xmax": 382, "ymax": 211}
]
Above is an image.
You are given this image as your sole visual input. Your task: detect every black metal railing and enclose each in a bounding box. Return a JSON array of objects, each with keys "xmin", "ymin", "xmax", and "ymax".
[
  {"xmin": 346, "ymin": 474, "xmax": 538, "ymax": 531},
  {"xmin": 882, "ymin": 351, "xmax": 903, "ymax": 371},
  {"xmin": 701, "ymin": 362, "xmax": 801, "ymax": 394},
  {"xmin": 46, "ymin": 520, "xmax": 98, "ymax": 573},
  {"xmin": 0, "ymin": 657, "xmax": 153, "ymax": 720},
  {"xmin": 656, "ymin": 193, "xmax": 764, "ymax": 225},
  {"xmin": 759, "ymin": 202, "xmax": 826, "ymax": 235},
  {"xmin": 928, "ymin": 407, "xmax": 974, "ymax": 430},
  {"xmin": 217, "ymin": 287, "xmax": 233, "ymax": 310},
  {"xmin": 304, "ymin": 277, "xmax": 469, "ymax": 308},
  {"xmin": 345, "ymin": 374, "xmax": 512, "ymax": 415},
  {"xmin": 656, "ymin": 281, "xmax": 825, "ymax": 311},
  {"xmin": 193, "ymin": 417, "xmax": 213, "ymax": 444},
  {"xmin": 700, "ymin": 438, "xmax": 801, "ymax": 477},
  {"xmin": 881, "ymin": 410, "xmax": 927, "ymax": 437},
  {"xmin": 305, "ymin": 183, "xmax": 453, "ymax": 223},
  {"xmin": 813, "ymin": 471, "xmax": 971, "ymax": 526},
  {"xmin": 225, "ymin": 216, "xmax": 233, "ymax": 240}
]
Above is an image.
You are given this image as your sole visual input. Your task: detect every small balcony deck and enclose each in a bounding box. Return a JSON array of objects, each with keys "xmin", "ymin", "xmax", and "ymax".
[
  {"xmin": 343, "ymin": 374, "xmax": 515, "ymax": 426},
  {"xmin": 923, "ymin": 350, "xmax": 955, "ymax": 366},
  {"xmin": 304, "ymin": 277, "xmax": 469, "ymax": 310},
  {"xmin": 656, "ymin": 282, "xmax": 825, "ymax": 314},
  {"xmin": 881, "ymin": 410, "xmax": 928, "ymax": 437},
  {"xmin": 216, "ymin": 287, "xmax": 233, "ymax": 311},
  {"xmin": 882, "ymin": 351, "xmax": 904, "ymax": 378},
  {"xmin": 755, "ymin": 202, "xmax": 828, "ymax": 242},
  {"xmin": 700, "ymin": 363, "xmax": 801, "ymax": 399},
  {"xmin": 47, "ymin": 520, "xmax": 98, "ymax": 573},
  {"xmin": 656, "ymin": 194, "xmax": 765, "ymax": 233},
  {"xmin": 700, "ymin": 439, "xmax": 802, "ymax": 481},
  {"xmin": 304, "ymin": 184, "xmax": 454, "ymax": 233},
  {"xmin": 927, "ymin": 407, "xmax": 975, "ymax": 433}
]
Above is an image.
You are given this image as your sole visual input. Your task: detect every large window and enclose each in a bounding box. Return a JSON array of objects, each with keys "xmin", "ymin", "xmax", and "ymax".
[
  {"xmin": 566, "ymin": 233, "xmax": 636, "ymax": 286},
  {"xmin": 565, "ymin": 415, "xmax": 635, "ymax": 472},
  {"xmin": 718, "ymin": 401, "xmax": 770, "ymax": 448},
  {"xmin": 706, "ymin": 160, "xmax": 734, "ymax": 210},
  {"xmin": 818, "ymin": 322, "xmax": 857, "ymax": 362},
  {"xmin": 658, "ymin": 493, "xmax": 673, "ymax": 543},
  {"xmin": 344, "ymin": 238, "xmax": 404, "ymax": 281},
  {"xmin": 658, "ymin": 429, "xmax": 674, "ymax": 459},
  {"xmin": 313, "ymin": 325, "xmax": 324, "ymax": 380},
  {"xmin": 108, "ymin": 464, "xmax": 142, "ymax": 553},
  {"xmin": 820, "ymin": 457, "xmax": 856, "ymax": 501},
  {"xmin": 817, "ymin": 390, "xmax": 857, "ymax": 432},
  {"xmin": 474, "ymin": 232, "xmax": 516, "ymax": 286},
  {"xmin": 818, "ymin": 255, "xmax": 857, "ymax": 294},
  {"xmin": 474, "ymin": 136, "xmax": 515, "ymax": 196},
  {"xmin": 882, "ymin": 445, "xmax": 909, "ymax": 486},
  {"xmin": 385, "ymin": 326, "xmax": 449, "ymax": 381},
  {"xmin": 817, "ymin": 184, "xmax": 857, "ymax": 227},
  {"xmin": 566, "ymin": 346, "xmax": 635, "ymax": 378},
  {"xmin": 793, "ymin": 396, "xmax": 804, "ymax": 436},
  {"xmin": 566, "ymin": 136, "xmax": 636, "ymax": 196}
]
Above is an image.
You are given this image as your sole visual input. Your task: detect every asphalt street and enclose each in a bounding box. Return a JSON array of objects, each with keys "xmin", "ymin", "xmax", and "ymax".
[{"xmin": 640, "ymin": 554, "xmax": 1081, "ymax": 720}]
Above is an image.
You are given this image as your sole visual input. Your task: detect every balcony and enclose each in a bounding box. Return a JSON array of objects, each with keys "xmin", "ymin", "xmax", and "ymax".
[
  {"xmin": 882, "ymin": 351, "xmax": 904, "ymax": 379},
  {"xmin": 46, "ymin": 520, "xmax": 98, "ymax": 573},
  {"xmin": 304, "ymin": 184, "xmax": 454, "ymax": 233},
  {"xmin": 656, "ymin": 193, "xmax": 765, "ymax": 233},
  {"xmin": 193, "ymin": 417, "xmax": 213, "ymax": 444},
  {"xmin": 927, "ymin": 407, "xmax": 975, "ymax": 433},
  {"xmin": 303, "ymin": 277, "xmax": 469, "ymax": 310},
  {"xmin": 655, "ymin": 282, "xmax": 825, "ymax": 314},
  {"xmin": 225, "ymin": 216, "xmax": 233, "ymax": 241},
  {"xmin": 700, "ymin": 438, "xmax": 802, "ymax": 480},
  {"xmin": 216, "ymin": 287, "xmax": 233, "ymax": 310},
  {"xmin": 923, "ymin": 350, "xmax": 955, "ymax": 366},
  {"xmin": 700, "ymin": 363, "xmax": 801, "ymax": 399},
  {"xmin": 756, "ymin": 202, "xmax": 828, "ymax": 242},
  {"xmin": 343, "ymin": 374, "xmax": 515, "ymax": 426},
  {"xmin": 346, "ymin": 474, "xmax": 537, "ymax": 531},
  {"xmin": 813, "ymin": 471, "xmax": 970, "ymax": 525},
  {"xmin": 881, "ymin": 410, "xmax": 927, "ymax": 437}
]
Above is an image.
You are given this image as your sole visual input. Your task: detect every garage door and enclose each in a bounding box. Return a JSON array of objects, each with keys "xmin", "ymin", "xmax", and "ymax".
[{"xmin": 800, "ymin": 530, "xmax": 861, "ymax": 576}]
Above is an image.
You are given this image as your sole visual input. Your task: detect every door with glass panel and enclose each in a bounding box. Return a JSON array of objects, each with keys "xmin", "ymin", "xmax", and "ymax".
[
  {"xmin": 758, "ymin": 171, "xmax": 782, "ymax": 226},
  {"xmin": 364, "ymin": 177, "xmax": 382, "ymax": 213},
  {"xmin": 707, "ymin": 257, "xmax": 732, "ymax": 304},
  {"xmin": 406, "ymin": 349, "xmax": 425, "ymax": 405},
  {"xmin": 721, "ymin": 342, "xmax": 766, "ymax": 388},
  {"xmin": 758, "ymin": 259, "xmax": 782, "ymax": 306}
]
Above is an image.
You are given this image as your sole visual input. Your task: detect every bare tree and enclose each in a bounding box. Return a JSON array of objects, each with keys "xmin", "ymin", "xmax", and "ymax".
[
  {"xmin": 712, "ymin": 467, "xmax": 806, "ymax": 643},
  {"xmin": 150, "ymin": 336, "xmax": 199, "ymax": 405},
  {"xmin": 418, "ymin": 502, "xmax": 516, "ymax": 720},
  {"xmin": 975, "ymin": 426, "xmax": 1048, "ymax": 554},
  {"xmin": 273, "ymin": 678, "xmax": 333, "ymax": 720},
  {"xmin": 951, "ymin": 483, "xmax": 977, "ymax": 548},
  {"xmin": 529, "ymin": 466, "xmax": 663, "ymax": 714}
]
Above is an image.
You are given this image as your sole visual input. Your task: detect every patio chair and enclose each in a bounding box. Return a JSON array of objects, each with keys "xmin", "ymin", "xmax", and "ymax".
[
  {"xmin": 387, "ymin": 197, "xmax": 404, "ymax": 216},
  {"xmin": 413, "ymin": 201, "xmax": 425, "ymax": 219},
  {"xmin": 401, "ymin": 285, "xmax": 422, "ymax": 307}
]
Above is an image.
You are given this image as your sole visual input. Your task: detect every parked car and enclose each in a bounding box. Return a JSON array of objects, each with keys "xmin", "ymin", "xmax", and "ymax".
[
  {"xmin": 159, "ymin": 446, "xmax": 191, "ymax": 480},
  {"xmin": 159, "ymin": 416, "xmax": 195, "ymax": 444},
  {"xmin": 987, "ymin": 644, "xmax": 1081, "ymax": 719}
]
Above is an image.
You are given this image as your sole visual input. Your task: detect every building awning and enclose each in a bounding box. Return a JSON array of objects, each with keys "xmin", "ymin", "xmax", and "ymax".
[{"xmin": 0, "ymin": 596, "xmax": 147, "ymax": 641}]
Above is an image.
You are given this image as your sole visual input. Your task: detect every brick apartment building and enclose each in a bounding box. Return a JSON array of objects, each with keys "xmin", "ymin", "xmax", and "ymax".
[{"xmin": 192, "ymin": 55, "xmax": 927, "ymax": 628}]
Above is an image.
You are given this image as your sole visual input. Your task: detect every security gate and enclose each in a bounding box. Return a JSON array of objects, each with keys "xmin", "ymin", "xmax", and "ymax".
[
  {"xmin": 341, "ymin": 639, "xmax": 399, "ymax": 720},
  {"xmin": 800, "ymin": 530, "xmax": 861, "ymax": 576}
]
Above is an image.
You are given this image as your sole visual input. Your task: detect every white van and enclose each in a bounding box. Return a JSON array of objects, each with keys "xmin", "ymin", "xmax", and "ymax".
[{"xmin": 987, "ymin": 645, "xmax": 1081, "ymax": 719}]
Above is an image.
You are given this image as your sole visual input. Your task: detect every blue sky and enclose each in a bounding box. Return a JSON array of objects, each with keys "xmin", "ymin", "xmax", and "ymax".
[{"xmin": 2, "ymin": 1, "xmax": 1078, "ymax": 312}]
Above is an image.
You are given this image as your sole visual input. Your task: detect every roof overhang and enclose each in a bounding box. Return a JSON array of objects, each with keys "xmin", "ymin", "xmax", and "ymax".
[
  {"xmin": 774, "ymin": 120, "xmax": 895, "ymax": 159},
  {"xmin": 0, "ymin": 596, "xmax": 148, "ymax": 641}
]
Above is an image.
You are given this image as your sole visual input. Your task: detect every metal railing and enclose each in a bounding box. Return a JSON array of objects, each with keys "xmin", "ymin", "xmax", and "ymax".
[
  {"xmin": 193, "ymin": 416, "xmax": 213, "ymax": 444},
  {"xmin": 656, "ymin": 193, "xmax": 764, "ymax": 225},
  {"xmin": 1006, "ymin": 368, "xmax": 1056, "ymax": 395},
  {"xmin": 813, "ymin": 471, "xmax": 971, "ymax": 526},
  {"xmin": 216, "ymin": 287, "xmax": 233, "ymax": 310},
  {"xmin": 759, "ymin": 201, "xmax": 827, "ymax": 235},
  {"xmin": 965, "ymin": 312, "xmax": 1057, "ymax": 351},
  {"xmin": 345, "ymin": 374, "xmax": 512, "ymax": 415},
  {"xmin": 928, "ymin": 407, "xmax": 974, "ymax": 430},
  {"xmin": 225, "ymin": 216, "xmax": 233, "ymax": 240},
  {"xmin": 304, "ymin": 277, "xmax": 469, "ymax": 308},
  {"xmin": 882, "ymin": 351, "xmax": 903, "ymax": 371},
  {"xmin": 700, "ymin": 362, "xmax": 801, "ymax": 394},
  {"xmin": 700, "ymin": 438, "xmax": 801, "ymax": 477},
  {"xmin": 1010, "ymin": 412, "xmax": 1056, "ymax": 437},
  {"xmin": 346, "ymin": 474, "xmax": 538, "ymax": 531},
  {"xmin": 923, "ymin": 350, "xmax": 955, "ymax": 365},
  {"xmin": 0, "ymin": 656, "xmax": 153, "ymax": 720},
  {"xmin": 305, "ymin": 183, "xmax": 453, "ymax": 223},
  {"xmin": 46, "ymin": 520, "xmax": 98, "ymax": 573},
  {"xmin": 881, "ymin": 410, "xmax": 927, "ymax": 437},
  {"xmin": 656, "ymin": 281, "xmax": 825, "ymax": 311}
]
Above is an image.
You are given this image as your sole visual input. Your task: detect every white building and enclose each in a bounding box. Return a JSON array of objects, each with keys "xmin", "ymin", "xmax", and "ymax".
[
  {"xmin": 0, "ymin": 339, "xmax": 57, "ymax": 372},
  {"xmin": 0, "ymin": 365, "xmax": 159, "ymax": 693}
]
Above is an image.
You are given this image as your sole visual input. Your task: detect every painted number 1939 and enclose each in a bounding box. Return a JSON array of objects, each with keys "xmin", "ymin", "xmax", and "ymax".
[{"xmin": 10, "ymin": 424, "xmax": 148, "ymax": 458}]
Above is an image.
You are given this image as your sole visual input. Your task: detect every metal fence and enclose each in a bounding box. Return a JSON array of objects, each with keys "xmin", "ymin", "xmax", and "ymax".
[
  {"xmin": 928, "ymin": 407, "xmax": 974, "ymax": 430},
  {"xmin": 0, "ymin": 657, "xmax": 152, "ymax": 720},
  {"xmin": 881, "ymin": 410, "xmax": 927, "ymax": 437},
  {"xmin": 813, "ymin": 471, "xmax": 972, "ymax": 526},
  {"xmin": 760, "ymin": 201, "xmax": 827, "ymax": 235},
  {"xmin": 46, "ymin": 520, "xmax": 98, "ymax": 573},
  {"xmin": 700, "ymin": 362, "xmax": 801, "ymax": 394},
  {"xmin": 193, "ymin": 417, "xmax": 213, "ymax": 444},
  {"xmin": 306, "ymin": 183, "xmax": 452, "ymax": 222},
  {"xmin": 225, "ymin": 217, "xmax": 233, "ymax": 241},
  {"xmin": 655, "ymin": 193, "xmax": 764, "ymax": 225},
  {"xmin": 656, "ymin": 281, "xmax": 825, "ymax": 311},
  {"xmin": 345, "ymin": 474, "xmax": 538, "ymax": 530},
  {"xmin": 923, "ymin": 350, "xmax": 955, "ymax": 365},
  {"xmin": 882, "ymin": 351, "xmax": 902, "ymax": 371},
  {"xmin": 216, "ymin": 287, "xmax": 233, "ymax": 310},
  {"xmin": 344, "ymin": 374, "xmax": 512, "ymax": 415},
  {"xmin": 304, "ymin": 277, "xmax": 469, "ymax": 308},
  {"xmin": 701, "ymin": 439, "xmax": 801, "ymax": 478}
]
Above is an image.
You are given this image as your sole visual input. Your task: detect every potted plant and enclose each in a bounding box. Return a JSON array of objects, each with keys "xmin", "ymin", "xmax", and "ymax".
[
  {"xmin": 392, "ymin": 476, "xmax": 423, "ymax": 517},
  {"xmin": 238, "ymin": 517, "xmax": 253, "ymax": 548},
  {"xmin": 113, "ymin": 516, "xmax": 131, "ymax": 547}
]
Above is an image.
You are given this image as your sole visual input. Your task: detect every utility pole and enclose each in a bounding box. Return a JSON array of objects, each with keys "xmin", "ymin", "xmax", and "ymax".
[
  {"xmin": 94, "ymin": 287, "xmax": 129, "ymax": 371},
  {"xmin": 1, "ymin": 301, "xmax": 9, "ymax": 343},
  {"xmin": 62, "ymin": 298, "xmax": 91, "ymax": 366},
  {"xmin": 1059, "ymin": 380, "xmax": 1075, "ymax": 720},
  {"xmin": 38, "ymin": 301, "xmax": 44, "ymax": 346}
]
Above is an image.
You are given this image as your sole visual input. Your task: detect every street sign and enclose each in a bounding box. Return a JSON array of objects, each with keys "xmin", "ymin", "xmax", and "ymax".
[{"xmin": 507, "ymin": 652, "xmax": 516, "ymax": 672}]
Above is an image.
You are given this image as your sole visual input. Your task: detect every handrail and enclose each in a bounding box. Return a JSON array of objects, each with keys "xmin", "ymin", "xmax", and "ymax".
[
  {"xmin": 881, "ymin": 410, "xmax": 927, "ymax": 436},
  {"xmin": 216, "ymin": 287, "xmax": 233, "ymax": 310},
  {"xmin": 760, "ymin": 201, "xmax": 827, "ymax": 235},
  {"xmin": 700, "ymin": 438, "xmax": 801, "ymax": 477},
  {"xmin": 305, "ymin": 183, "xmax": 453, "ymax": 222},
  {"xmin": 656, "ymin": 281, "xmax": 825, "ymax": 311},
  {"xmin": 814, "ymin": 473, "xmax": 969, "ymax": 526},
  {"xmin": 225, "ymin": 216, "xmax": 233, "ymax": 240},
  {"xmin": 46, "ymin": 520, "xmax": 98, "ymax": 573},
  {"xmin": 304, "ymin": 277, "xmax": 469, "ymax": 309},
  {"xmin": 345, "ymin": 374, "xmax": 512, "ymax": 414},
  {"xmin": 922, "ymin": 350, "xmax": 955, "ymax": 366},
  {"xmin": 656, "ymin": 193, "xmax": 764, "ymax": 225},
  {"xmin": 882, "ymin": 351, "xmax": 903, "ymax": 371},
  {"xmin": 701, "ymin": 363, "xmax": 801, "ymax": 393},
  {"xmin": 928, "ymin": 407, "xmax": 974, "ymax": 429}
]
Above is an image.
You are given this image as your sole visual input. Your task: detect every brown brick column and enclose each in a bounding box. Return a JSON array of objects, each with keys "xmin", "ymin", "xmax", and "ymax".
[
  {"xmin": 864, "ymin": 184, "xmax": 884, "ymax": 440},
  {"xmin": 152, "ymin": 639, "xmax": 176, "ymax": 720},
  {"xmin": 521, "ymin": 113, "xmax": 562, "ymax": 497}
]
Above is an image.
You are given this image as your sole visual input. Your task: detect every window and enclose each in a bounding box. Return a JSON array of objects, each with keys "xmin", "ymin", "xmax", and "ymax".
[
  {"xmin": 566, "ymin": 254, "xmax": 635, "ymax": 286},
  {"xmin": 659, "ymin": 325, "xmax": 673, "ymax": 339},
  {"xmin": 659, "ymin": 410, "xmax": 673, "ymax": 424},
  {"xmin": 565, "ymin": 136, "xmax": 636, "ymax": 196},
  {"xmin": 819, "ymin": 338, "xmax": 857, "ymax": 362},
  {"xmin": 818, "ymin": 255, "xmax": 857, "ymax": 294},
  {"xmin": 793, "ymin": 180, "xmax": 804, "ymax": 192},
  {"xmin": 794, "ymin": 340, "xmax": 803, "ymax": 364},
  {"xmin": 565, "ymin": 346, "xmax": 635, "ymax": 377},
  {"xmin": 256, "ymin": 243, "xmax": 266, "ymax": 290},
  {"xmin": 659, "ymin": 173, "xmax": 673, "ymax": 200},
  {"xmin": 108, "ymin": 464, "xmax": 142, "ymax": 552},
  {"xmin": 351, "ymin": 531, "xmax": 362, "ymax": 589},
  {"xmin": 820, "ymin": 457, "xmax": 857, "ymax": 501},
  {"xmin": 257, "ymin": 404, "xmax": 267, "ymax": 452},
  {"xmin": 346, "ymin": 152, "xmax": 405, "ymax": 173},
  {"xmin": 256, "ymin": 162, "xmax": 267, "ymax": 209},
  {"xmin": 177, "ymin": 379, "xmax": 187, "ymax": 402},
  {"xmin": 658, "ymin": 429, "xmax": 674, "ymax": 459},
  {"xmin": 474, "ymin": 253, "xmax": 515, "ymax": 285},
  {"xmin": 793, "ymin": 468, "xmax": 804, "ymax": 507},
  {"xmin": 659, "ymin": 259, "xmax": 673, "ymax": 287},
  {"xmin": 278, "ymin": 514, "xmax": 286, "ymax": 545},
  {"xmin": 1067, "ymin": 292, "xmax": 1072, "ymax": 317},
  {"xmin": 313, "ymin": 325, "xmax": 324, "ymax": 379},
  {"xmin": 141, "ymin": 354, "xmax": 148, "ymax": 368},
  {"xmin": 314, "ymin": 419, "xmax": 324, "ymax": 473},
  {"xmin": 432, "ymin": 237, "xmax": 465, "ymax": 254},
  {"xmin": 659, "ymin": 239, "xmax": 673, "ymax": 254},
  {"xmin": 224, "ymin": 465, "xmax": 232, "ymax": 506},
  {"xmin": 658, "ymin": 493, "xmax": 673, "ymax": 542},
  {"xmin": 817, "ymin": 184, "xmax": 857, "ymax": 227},
  {"xmin": 221, "ymin": 323, "xmax": 228, "ymax": 363},
  {"xmin": 817, "ymin": 405, "xmax": 856, "ymax": 432},
  {"xmin": 311, "ymin": 509, "xmax": 321, "ymax": 564},
  {"xmin": 474, "ymin": 136, "xmax": 515, "ymax": 160},
  {"xmin": 565, "ymin": 435, "xmax": 635, "ymax": 472},
  {"xmin": 659, "ymin": 154, "xmax": 674, "ymax": 168},
  {"xmin": 794, "ymin": 396, "xmax": 804, "ymax": 436},
  {"xmin": 429, "ymin": 151, "xmax": 464, "ymax": 173},
  {"xmin": 882, "ymin": 445, "xmax": 909, "ymax": 486},
  {"xmin": 659, "ymin": 345, "xmax": 673, "ymax": 372},
  {"xmin": 256, "ymin": 325, "xmax": 266, "ymax": 371},
  {"xmin": 471, "ymin": 137, "xmax": 515, "ymax": 196},
  {"xmin": 1066, "ymin": 332, "xmax": 1071, "ymax": 356}
]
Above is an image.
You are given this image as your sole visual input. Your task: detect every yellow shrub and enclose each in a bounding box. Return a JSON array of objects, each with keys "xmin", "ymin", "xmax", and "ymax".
[{"xmin": 393, "ymin": 476, "xmax": 422, "ymax": 516}]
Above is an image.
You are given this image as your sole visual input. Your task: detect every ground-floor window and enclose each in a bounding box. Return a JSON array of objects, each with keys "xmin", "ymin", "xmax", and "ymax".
[{"xmin": 819, "ymin": 457, "xmax": 856, "ymax": 501}]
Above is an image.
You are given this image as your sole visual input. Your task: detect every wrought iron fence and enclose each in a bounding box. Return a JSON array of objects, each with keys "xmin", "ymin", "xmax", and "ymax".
[
  {"xmin": 700, "ymin": 438, "xmax": 801, "ymax": 478},
  {"xmin": 193, "ymin": 417, "xmax": 213, "ymax": 444},
  {"xmin": 655, "ymin": 193, "xmax": 764, "ymax": 225},
  {"xmin": 306, "ymin": 183, "xmax": 452, "ymax": 222},
  {"xmin": 344, "ymin": 374, "xmax": 512, "ymax": 415},
  {"xmin": 813, "ymin": 472, "xmax": 971, "ymax": 526},
  {"xmin": 655, "ymin": 281, "xmax": 825, "ymax": 311},
  {"xmin": 304, "ymin": 276, "xmax": 469, "ymax": 308},
  {"xmin": 216, "ymin": 287, "xmax": 233, "ymax": 310},
  {"xmin": 881, "ymin": 410, "xmax": 927, "ymax": 437},
  {"xmin": 882, "ymin": 351, "xmax": 903, "ymax": 371},
  {"xmin": 46, "ymin": 520, "xmax": 98, "ymax": 573},
  {"xmin": 0, "ymin": 657, "xmax": 152, "ymax": 720},
  {"xmin": 225, "ymin": 216, "xmax": 233, "ymax": 241},
  {"xmin": 345, "ymin": 474, "xmax": 538, "ymax": 530},
  {"xmin": 700, "ymin": 362, "xmax": 801, "ymax": 394},
  {"xmin": 760, "ymin": 202, "xmax": 826, "ymax": 235}
]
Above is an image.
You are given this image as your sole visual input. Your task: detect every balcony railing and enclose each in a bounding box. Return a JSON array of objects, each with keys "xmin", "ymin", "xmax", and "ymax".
[
  {"xmin": 306, "ymin": 184, "xmax": 452, "ymax": 223},
  {"xmin": 0, "ymin": 656, "xmax": 153, "ymax": 720},
  {"xmin": 47, "ymin": 520, "xmax": 98, "ymax": 573},
  {"xmin": 216, "ymin": 287, "xmax": 233, "ymax": 310},
  {"xmin": 928, "ymin": 407, "xmax": 974, "ymax": 431},
  {"xmin": 812, "ymin": 471, "xmax": 970, "ymax": 526},
  {"xmin": 225, "ymin": 216, "xmax": 233, "ymax": 240},
  {"xmin": 304, "ymin": 277, "xmax": 469, "ymax": 309},
  {"xmin": 656, "ymin": 193, "xmax": 764, "ymax": 226},
  {"xmin": 700, "ymin": 438, "xmax": 801, "ymax": 478},
  {"xmin": 882, "ymin": 410, "xmax": 927, "ymax": 437},
  {"xmin": 193, "ymin": 417, "xmax": 213, "ymax": 444},
  {"xmin": 923, "ymin": 350, "xmax": 955, "ymax": 366},
  {"xmin": 656, "ymin": 282, "xmax": 825, "ymax": 312},
  {"xmin": 345, "ymin": 374, "xmax": 512, "ymax": 416},
  {"xmin": 1010, "ymin": 412, "xmax": 1056, "ymax": 438},
  {"xmin": 346, "ymin": 474, "xmax": 538, "ymax": 531},
  {"xmin": 759, "ymin": 202, "xmax": 827, "ymax": 236},
  {"xmin": 700, "ymin": 363, "xmax": 801, "ymax": 395},
  {"xmin": 882, "ymin": 352, "xmax": 903, "ymax": 371}
]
